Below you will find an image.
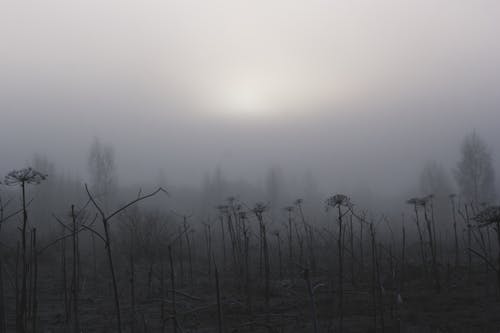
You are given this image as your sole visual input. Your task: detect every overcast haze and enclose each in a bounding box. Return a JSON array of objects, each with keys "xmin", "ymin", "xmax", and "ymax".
[{"xmin": 2, "ymin": 0, "xmax": 500, "ymax": 196}]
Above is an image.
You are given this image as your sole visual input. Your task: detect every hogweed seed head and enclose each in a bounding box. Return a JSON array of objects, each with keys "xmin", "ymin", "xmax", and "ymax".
[
  {"xmin": 325, "ymin": 194, "xmax": 350, "ymax": 210},
  {"xmin": 253, "ymin": 202, "xmax": 267, "ymax": 215},
  {"xmin": 473, "ymin": 205, "xmax": 500, "ymax": 226},
  {"xmin": 4, "ymin": 167, "xmax": 47, "ymax": 186},
  {"xmin": 406, "ymin": 197, "xmax": 428, "ymax": 207}
]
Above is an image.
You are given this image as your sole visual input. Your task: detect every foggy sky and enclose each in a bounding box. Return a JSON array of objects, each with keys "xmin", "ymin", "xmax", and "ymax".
[{"xmin": 1, "ymin": 0, "xmax": 500, "ymax": 197}]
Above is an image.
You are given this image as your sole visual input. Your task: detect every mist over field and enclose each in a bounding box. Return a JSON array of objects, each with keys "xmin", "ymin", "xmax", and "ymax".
[
  {"xmin": 1, "ymin": 1, "xmax": 500, "ymax": 332},
  {"xmin": 2, "ymin": 0, "xmax": 500, "ymax": 195}
]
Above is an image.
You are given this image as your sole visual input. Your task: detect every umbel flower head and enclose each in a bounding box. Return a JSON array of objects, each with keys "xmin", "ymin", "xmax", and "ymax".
[
  {"xmin": 252, "ymin": 202, "xmax": 268, "ymax": 221},
  {"xmin": 473, "ymin": 205, "xmax": 500, "ymax": 226},
  {"xmin": 326, "ymin": 194, "xmax": 350, "ymax": 209},
  {"xmin": 406, "ymin": 197, "xmax": 428, "ymax": 207},
  {"xmin": 253, "ymin": 202, "xmax": 268, "ymax": 215},
  {"xmin": 4, "ymin": 167, "xmax": 47, "ymax": 186}
]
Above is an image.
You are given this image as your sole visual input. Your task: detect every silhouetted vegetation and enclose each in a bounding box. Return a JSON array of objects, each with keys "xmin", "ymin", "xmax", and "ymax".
[{"xmin": 0, "ymin": 131, "xmax": 499, "ymax": 333}]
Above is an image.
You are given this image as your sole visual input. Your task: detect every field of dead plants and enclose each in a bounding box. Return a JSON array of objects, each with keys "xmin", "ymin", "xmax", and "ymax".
[{"xmin": 2, "ymin": 172, "xmax": 500, "ymax": 333}]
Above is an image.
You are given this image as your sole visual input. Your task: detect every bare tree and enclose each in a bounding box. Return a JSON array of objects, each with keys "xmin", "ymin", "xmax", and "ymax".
[
  {"xmin": 31, "ymin": 154, "xmax": 56, "ymax": 227},
  {"xmin": 88, "ymin": 137, "xmax": 116, "ymax": 207},
  {"xmin": 266, "ymin": 166, "xmax": 284, "ymax": 221},
  {"xmin": 454, "ymin": 131, "xmax": 496, "ymax": 206},
  {"xmin": 420, "ymin": 160, "xmax": 452, "ymax": 197}
]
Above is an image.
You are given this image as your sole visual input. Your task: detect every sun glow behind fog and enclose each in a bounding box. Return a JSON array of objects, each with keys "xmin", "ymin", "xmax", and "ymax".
[
  {"xmin": 200, "ymin": 66, "xmax": 295, "ymax": 118},
  {"xmin": 219, "ymin": 83, "xmax": 272, "ymax": 117},
  {"xmin": 202, "ymin": 72, "xmax": 337, "ymax": 119}
]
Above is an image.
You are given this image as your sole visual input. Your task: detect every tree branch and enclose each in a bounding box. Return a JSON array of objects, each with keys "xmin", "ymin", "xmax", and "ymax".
[{"xmin": 106, "ymin": 187, "xmax": 168, "ymax": 222}]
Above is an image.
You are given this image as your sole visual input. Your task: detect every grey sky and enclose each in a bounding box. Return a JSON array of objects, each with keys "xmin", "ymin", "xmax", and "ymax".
[{"xmin": 1, "ymin": 0, "xmax": 500, "ymax": 195}]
